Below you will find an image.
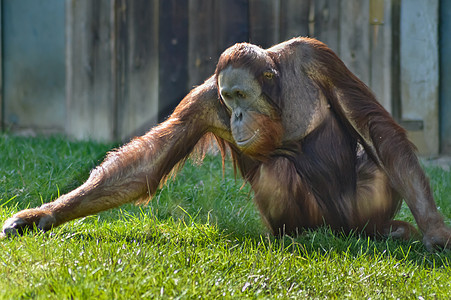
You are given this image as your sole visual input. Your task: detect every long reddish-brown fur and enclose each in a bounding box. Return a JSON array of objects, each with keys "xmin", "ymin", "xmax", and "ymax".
[{"xmin": 2, "ymin": 37, "xmax": 450, "ymax": 251}]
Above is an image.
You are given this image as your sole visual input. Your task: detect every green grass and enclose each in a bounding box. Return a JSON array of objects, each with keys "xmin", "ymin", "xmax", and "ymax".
[{"xmin": 0, "ymin": 134, "xmax": 450, "ymax": 299}]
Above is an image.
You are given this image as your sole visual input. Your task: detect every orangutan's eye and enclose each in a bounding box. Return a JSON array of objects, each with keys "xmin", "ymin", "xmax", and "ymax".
[
  {"xmin": 263, "ymin": 71, "xmax": 274, "ymax": 79},
  {"xmin": 236, "ymin": 91, "xmax": 246, "ymax": 99}
]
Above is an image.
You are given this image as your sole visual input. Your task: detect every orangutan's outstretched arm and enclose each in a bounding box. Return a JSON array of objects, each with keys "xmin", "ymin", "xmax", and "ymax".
[{"xmin": 2, "ymin": 77, "xmax": 230, "ymax": 236}]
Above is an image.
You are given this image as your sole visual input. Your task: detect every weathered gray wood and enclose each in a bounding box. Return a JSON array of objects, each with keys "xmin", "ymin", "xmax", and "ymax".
[
  {"xmin": 339, "ymin": 0, "xmax": 370, "ymax": 85},
  {"xmin": 249, "ymin": 0, "xmax": 280, "ymax": 48},
  {"xmin": 158, "ymin": 0, "xmax": 189, "ymax": 122},
  {"xmin": 369, "ymin": 0, "xmax": 392, "ymax": 112},
  {"xmin": 115, "ymin": 0, "xmax": 159, "ymax": 141},
  {"xmin": 3, "ymin": 0, "xmax": 66, "ymax": 134},
  {"xmin": 215, "ymin": 0, "xmax": 249, "ymax": 56},
  {"xmin": 66, "ymin": 0, "xmax": 116, "ymax": 141},
  {"xmin": 279, "ymin": 0, "xmax": 310, "ymax": 41},
  {"xmin": 391, "ymin": 0, "xmax": 401, "ymax": 121},
  {"xmin": 440, "ymin": 0, "xmax": 451, "ymax": 153},
  {"xmin": 188, "ymin": 0, "xmax": 217, "ymax": 88},
  {"xmin": 114, "ymin": 0, "xmax": 128, "ymax": 140},
  {"xmin": 400, "ymin": 0, "xmax": 439, "ymax": 155},
  {"xmin": 8, "ymin": 0, "xmax": 439, "ymax": 155},
  {"xmin": 313, "ymin": 0, "xmax": 340, "ymax": 53}
]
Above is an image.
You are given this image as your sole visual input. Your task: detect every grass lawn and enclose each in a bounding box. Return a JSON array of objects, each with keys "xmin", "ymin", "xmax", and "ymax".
[{"xmin": 0, "ymin": 134, "xmax": 450, "ymax": 299}]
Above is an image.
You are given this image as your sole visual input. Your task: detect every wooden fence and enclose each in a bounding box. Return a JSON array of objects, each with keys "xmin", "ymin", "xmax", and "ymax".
[{"xmin": 64, "ymin": 0, "xmax": 396, "ymax": 142}]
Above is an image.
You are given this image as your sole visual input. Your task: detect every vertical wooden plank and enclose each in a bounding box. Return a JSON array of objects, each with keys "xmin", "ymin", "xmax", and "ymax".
[
  {"xmin": 249, "ymin": 0, "xmax": 280, "ymax": 48},
  {"xmin": 113, "ymin": 0, "xmax": 128, "ymax": 140},
  {"xmin": 339, "ymin": 0, "xmax": 370, "ymax": 85},
  {"xmin": 313, "ymin": 0, "xmax": 340, "ymax": 53},
  {"xmin": 215, "ymin": 0, "xmax": 249, "ymax": 55},
  {"xmin": 188, "ymin": 0, "xmax": 249, "ymax": 89},
  {"xmin": 188, "ymin": 0, "xmax": 217, "ymax": 87},
  {"xmin": 369, "ymin": 0, "xmax": 392, "ymax": 112},
  {"xmin": 66, "ymin": 0, "xmax": 116, "ymax": 141},
  {"xmin": 158, "ymin": 0, "xmax": 189, "ymax": 121},
  {"xmin": 3, "ymin": 0, "xmax": 65, "ymax": 134},
  {"xmin": 390, "ymin": 0, "xmax": 401, "ymax": 121},
  {"xmin": 279, "ymin": 0, "xmax": 310, "ymax": 41},
  {"xmin": 115, "ymin": 0, "xmax": 159, "ymax": 141},
  {"xmin": 400, "ymin": 0, "xmax": 439, "ymax": 155},
  {"xmin": 439, "ymin": 0, "xmax": 451, "ymax": 153}
]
